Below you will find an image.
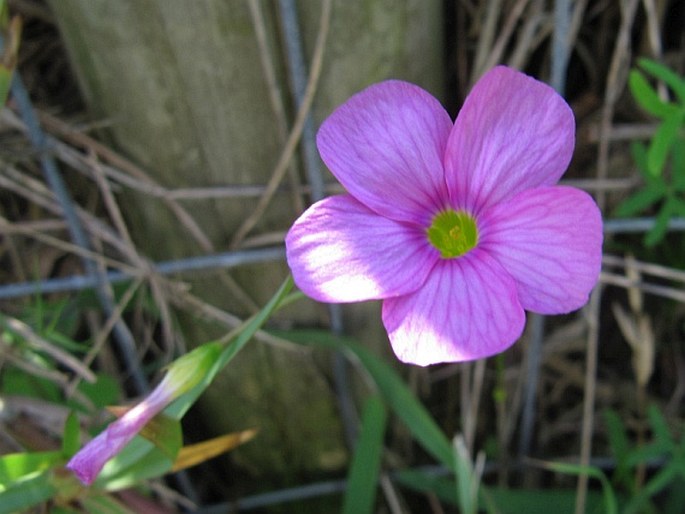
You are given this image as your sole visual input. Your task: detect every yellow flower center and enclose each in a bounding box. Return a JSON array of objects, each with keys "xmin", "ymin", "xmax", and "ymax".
[{"xmin": 426, "ymin": 210, "xmax": 478, "ymax": 258}]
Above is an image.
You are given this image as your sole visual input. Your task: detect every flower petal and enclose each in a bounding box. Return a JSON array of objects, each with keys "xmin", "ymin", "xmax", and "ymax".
[
  {"xmin": 67, "ymin": 382, "xmax": 174, "ymax": 485},
  {"xmin": 382, "ymin": 250, "xmax": 525, "ymax": 365},
  {"xmin": 480, "ymin": 186, "xmax": 603, "ymax": 314},
  {"xmin": 445, "ymin": 66, "xmax": 575, "ymax": 213},
  {"xmin": 317, "ymin": 80, "xmax": 453, "ymax": 224},
  {"xmin": 286, "ymin": 195, "xmax": 437, "ymax": 302},
  {"xmin": 67, "ymin": 408, "xmax": 154, "ymax": 485},
  {"xmin": 67, "ymin": 427, "xmax": 126, "ymax": 485}
]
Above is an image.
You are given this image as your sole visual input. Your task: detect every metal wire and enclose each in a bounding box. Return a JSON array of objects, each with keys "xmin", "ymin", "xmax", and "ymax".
[
  {"xmin": 604, "ymin": 217, "xmax": 685, "ymax": 233},
  {"xmin": 277, "ymin": 0, "xmax": 326, "ymax": 202},
  {"xmin": 551, "ymin": 0, "xmax": 572, "ymax": 95},
  {"xmin": 276, "ymin": 0, "xmax": 359, "ymax": 451},
  {"xmin": 0, "ymin": 247, "xmax": 285, "ymax": 299},
  {"xmin": 518, "ymin": 313, "xmax": 545, "ymax": 459}
]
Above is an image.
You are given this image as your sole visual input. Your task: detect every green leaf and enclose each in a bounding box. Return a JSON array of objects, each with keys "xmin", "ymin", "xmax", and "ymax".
[
  {"xmin": 670, "ymin": 197, "xmax": 685, "ymax": 217},
  {"xmin": 623, "ymin": 463, "xmax": 680, "ymax": 514},
  {"xmin": 647, "ymin": 403, "xmax": 674, "ymax": 446},
  {"xmin": 0, "ymin": 1, "xmax": 7, "ymax": 26},
  {"xmin": 603, "ymin": 410, "xmax": 630, "ymax": 459},
  {"xmin": 394, "ymin": 469, "xmax": 458, "ymax": 504},
  {"xmin": 638, "ymin": 58, "xmax": 685, "ymax": 105},
  {"xmin": 62, "ymin": 411, "xmax": 81, "ymax": 457},
  {"xmin": 0, "ymin": 68, "xmax": 12, "ymax": 106},
  {"xmin": 629, "ymin": 69, "xmax": 677, "ymax": 118},
  {"xmin": 0, "ymin": 366, "xmax": 63, "ymax": 403},
  {"xmin": 75, "ymin": 373, "xmax": 121, "ymax": 410},
  {"xmin": 395, "ymin": 470, "xmax": 608, "ymax": 514},
  {"xmin": 454, "ymin": 436, "xmax": 481, "ymax": 514},
  {"xmin": 105, "ymin": 458, "xmax": 171, "ymax": 492},
  {"xmin": 530, "ymin": 460, "xmax": 618, "ymax": 514},
  {"xmin": 274, "ymin": 329, "xmax": 456, "ymax": 472},
  {"xmin": 672, "ymin": 141, "xmax": 685, "ymax": 191},
  {"xmin": 632, "ymin": 141, "xmax": 649, "ymax": 173},
  {"xmin": 485, "ymin": 486, "xmax": 606, "ymax": 514},
  {"xmin": 96, "ymin": 439, "xmax": 171, "ymax": 491},
  {"xmin": 645, "ymin": 197, "xmax": 676, "ymax": 246},
  {"xmin": 663, "ymin": 473, "xmax": 685, "ymax": 513},
  {"xmin": 0, "ymin": 14, "xmax": 21, "ymax": 106},
  {"xmin": 614, "ymin": 184, "xmax": 666, "ymax": 217},
  {"xmin": 626, "ymin": 438, "xmax": 673, "ymax": 468},
  {"xmin": 647, "ymin": 109, "xmax": 684, "ymax": 176},
  {"xmin": 0, "ymin": 472, "xmax": 56, "ymax": 514},
  {"xmin": 81, "ymin": 493, "xmax": 138, "ymax": 514},
  {"xmin": 602, "ymin": 409, "xmax": 633, "ymax": 491},
  {"xmin": 342, "ymin": 395, "xmax": 387, "ymax": 514},
  {"xmin": 0, "ymin": 451, "xmax": 62, "ymax": 484}
]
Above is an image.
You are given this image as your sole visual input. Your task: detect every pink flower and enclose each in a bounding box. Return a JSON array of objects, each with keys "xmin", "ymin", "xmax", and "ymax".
[
  {"xmin": 285, "ymin": 66, "xmax": 602, "ymax": 365},
  {"xmin": 67, "ymin": 343, "xmax": 221, "ymax": 485}
]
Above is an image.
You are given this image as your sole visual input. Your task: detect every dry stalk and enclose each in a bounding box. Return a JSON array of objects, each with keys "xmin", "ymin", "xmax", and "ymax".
[
  {"xmin": 65, "ymin": 277, "xmax": 144, "ymax": 397},
  {"xmin": 508, "ymin": 0, "xmax": 546, "ymax": 70},
  {"xmin": 0, "ymin": 314, "xmax": 96, "ymax": 383},
  {"xmin": 603, "ymin": 253, "xmax": 685, "ymax": 284},
  {"xmin": 167, "ymin": 285, "xmax": 300, "ymax": 352},
  {"xmin": 0, "ymin": 337, "xmax": 93, "ymax": 409},
  {"xmin": 86, "ymin": 151, "xmax": 176, "ymax": 354},
  {"xmin": 34, "ymin": 110, "xmax": 214, "ymax": 252},
  {"xmin": 0, "ymin": 216, "xmax": 135, "ymax": 275},
  {"xmin": 577, "ymin": 0, "xmax": 641, "ymax": 512},
  {"xmin": 460, "ymin": 358, "xmax": 487, "ymax": 455},
  {"xmin": 483, "ymin": 0, "xmax": 531, "ymax": 73},
  {"xmin": 600, "ymin": 271, "xmax": 685, "ymax": 303},
  {"xmin": 611, "ymin": 255, "xmax": 655, "ymax": 487},
  {"xmin": 471, "ymin": 0, "xmax": 503, "ymax": 83},
  {"xmin": 247, "ymin": 0, "xmax": 305, "ymax": 215},
  {"xmin": 26, "ymin": 110, "xmax": 261, "ymax": 314},
  {"xmin": 229, "ymin": 0, "xmax": 332, "ymax": 248}
]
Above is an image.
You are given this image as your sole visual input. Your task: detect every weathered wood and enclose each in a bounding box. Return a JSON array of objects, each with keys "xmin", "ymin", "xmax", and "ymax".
[{"xmin": 49, "ymin": 0, "xmax": 443, "ymax": 476}]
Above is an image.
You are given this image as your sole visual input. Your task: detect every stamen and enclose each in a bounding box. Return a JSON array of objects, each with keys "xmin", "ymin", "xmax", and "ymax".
[{"xmin": 427, "ymin": 210, "xmax": 478, "ymax": 259}]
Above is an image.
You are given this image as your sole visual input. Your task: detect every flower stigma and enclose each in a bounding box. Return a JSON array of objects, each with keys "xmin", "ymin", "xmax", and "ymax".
[{"xmin": 426, "ymin": 209, "xmax": 478, "ymax": 258}]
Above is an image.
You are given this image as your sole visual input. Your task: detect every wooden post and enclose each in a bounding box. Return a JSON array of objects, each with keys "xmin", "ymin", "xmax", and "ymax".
[{"xmin": 49, "ymin": 0, "xmax": 443, "ymax": 477}]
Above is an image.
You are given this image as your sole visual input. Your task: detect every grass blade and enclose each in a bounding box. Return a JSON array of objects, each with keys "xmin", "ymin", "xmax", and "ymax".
[
  {"xmin": 275, "ymin": 329, "xmax": 456, "ymax": 472},
  {"xmin": 528, "ymin": 459, "xmax": 618, "ymax": 514},
  {"xmin": 0, "ymin": 473, "xmax": 56, "ymax": 514},
  {"xmin": 342, "ymin": 395, "xmax": 387, "ymax": 514}
]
